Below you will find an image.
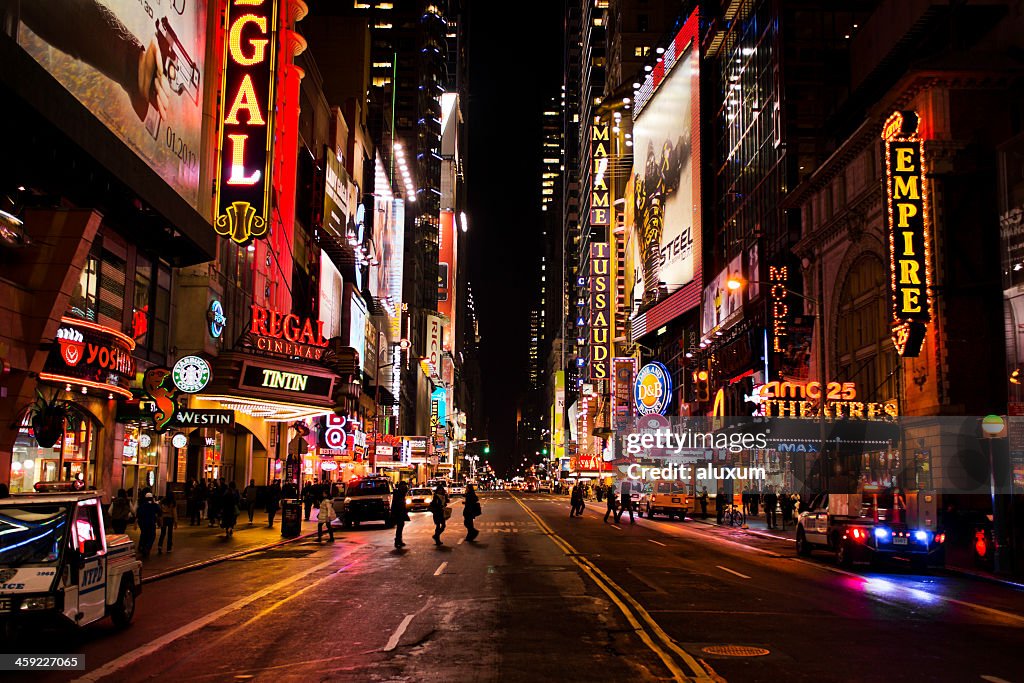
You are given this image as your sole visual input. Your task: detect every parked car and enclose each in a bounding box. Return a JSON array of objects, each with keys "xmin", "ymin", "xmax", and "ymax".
[{"xmin": 333, "ymin": 477, "xmax": 394, "ymax": 528}]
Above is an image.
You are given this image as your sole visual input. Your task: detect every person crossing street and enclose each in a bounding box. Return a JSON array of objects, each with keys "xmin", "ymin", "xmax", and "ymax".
[
  {"xmin": 392, "ymin": 480, "xmax": 410, "ymax": 548},
  {"xmin": 603, "ymin": 482, "xmax": 618, "ymax": 523}
]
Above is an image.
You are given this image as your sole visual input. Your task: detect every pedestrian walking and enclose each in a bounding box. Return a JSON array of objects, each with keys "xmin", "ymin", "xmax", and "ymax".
[
  {"xmin": 750, "ymin": 487, "xmax": 760, "ymax": 516},
  {"xmin": 317, "ymin": 493, "xmax": 336, "ymax": 543},
  {"xmin": 192, "ymin": 479, "xmax": 207, "ymax": 525},
  {"xmin": 302, "ymin": 480, "xmax": 314, "ymax": 521},
  {"xmin": 464, "ymin": 483, "xmax": 482, "ymax": 541},
  {"xmin": 596, "ymin": 485, "xmax": 604, "ymax": 503},
  {"xmin": 763, "ymin": 486, "xmax": 778, "ymax": 529},
  {"xmin": 267, "ymin": 479, "xmax": 282, "ymax": 527},
  {"xmin": 136, "ymin": 492, "xmax": 160, "ymax": 559},
  {"xmin": 157, "ymin": 491, "xmax": 177, "ymax": 553},
  {"xmin": 715, "ymin": 489, "xmax": 726, "ymax": 524},
  {"xmin": 615, "ymin": 482, "xmax": 635, "ymax": 524},
  {"xmin": 429, "ymin": 484, "xmax": 449, "ymax": 546},
  {"xmin": 109, "ymin": 488, "xmax": 134, "ymax": 534},
  {"xmin": 699, "ymin": 486, "xmax": 709, "ymax": 519},
  {"xmin": 208, "ymin": 480, "xmax": 222, "ymax": 527},
  {"xmin": 570, "ymin": 483, "xmax": 584, "ymax": 517},
  {"xmin": 392, "ymin": 480, "xmax": 410, "ymax": 548},
  {"xmin": 603, "ymin": 483, "xmax": 618, "ymax": 523},
  {"xmin": 780, "ymin": 488, "xmax": 794, "ymax": 525},
  {"xmin": 221, "ymin": 481, "xmax": 240, "ymax": 537},
  {"xmin": 243, "ymin": 479, "xmax": 259, "ymax": 524}
]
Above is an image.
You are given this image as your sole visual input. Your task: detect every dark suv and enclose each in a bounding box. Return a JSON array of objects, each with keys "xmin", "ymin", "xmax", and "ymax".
[{"xmin": 333, "ymin": 477, "xmax": 394, "ymax": 528}]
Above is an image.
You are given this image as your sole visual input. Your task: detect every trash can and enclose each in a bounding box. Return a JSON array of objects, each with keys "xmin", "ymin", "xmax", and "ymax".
[{"xmin": 281, "ymin": 499, "xmax": 302, "ymax": 538}]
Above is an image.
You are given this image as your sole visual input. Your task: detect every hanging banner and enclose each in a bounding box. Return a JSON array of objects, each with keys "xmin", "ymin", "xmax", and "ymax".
[
  {"xmin": 612, "ymin": 358, "xmax": 637, "ymax": 430},
  {"xmin": 883, "ymin": 110, "xmax": 933, "ymax": 357},
  {"xmin": 214, "ymin": 0, "xmax": 280, "ymax": 245},
  {"xmin": 590, "ymin": 124, "xmax": 610, "ymax": 226}
]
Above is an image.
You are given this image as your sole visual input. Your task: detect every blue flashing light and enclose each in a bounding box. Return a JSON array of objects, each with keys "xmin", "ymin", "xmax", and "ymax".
[
  {"xmin": 914, "ymin": 530, "xmax": 930, "ymax": 543},
  {"xmin": 874, "ymin": 527, "xmax": 890, "ymax": 540}
]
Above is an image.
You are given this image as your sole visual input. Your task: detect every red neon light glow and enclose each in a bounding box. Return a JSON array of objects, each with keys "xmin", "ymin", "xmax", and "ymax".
[{"xmin": 37, "ymin": 373, "xmax": 134, "ymax": 400}]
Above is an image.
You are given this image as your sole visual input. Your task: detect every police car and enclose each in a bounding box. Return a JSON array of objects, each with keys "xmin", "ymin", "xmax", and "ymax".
[{"xmin": 0, "ymin": 492, "xmax": 142, "ymax": 636}]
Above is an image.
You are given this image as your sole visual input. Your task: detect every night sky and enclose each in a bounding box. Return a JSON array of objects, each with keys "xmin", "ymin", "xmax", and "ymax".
[{"xmin": 465, "ymin": 2, "xmax": 564, "ymax": 477}]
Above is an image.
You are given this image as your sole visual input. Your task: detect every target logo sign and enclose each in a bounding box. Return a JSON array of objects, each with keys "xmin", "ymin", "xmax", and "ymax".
[{"xmin": 324, "ymin": 415, "xmax": 347, "ymax": 449}]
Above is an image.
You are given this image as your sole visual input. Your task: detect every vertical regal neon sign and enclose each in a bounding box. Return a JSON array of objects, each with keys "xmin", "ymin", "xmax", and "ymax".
[
  {"xmin": 883, "ymin": 110, "xmax": 933, "ymax": 357},
  {"xmin": 214, "ymin": 0, "xmax": 279, "ymax": 245}
]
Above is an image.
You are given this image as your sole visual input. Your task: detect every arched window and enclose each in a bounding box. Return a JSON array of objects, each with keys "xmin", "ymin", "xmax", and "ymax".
[{"xmin": 835, "ymin": 255, "xmax": 897, "ymax": 403}]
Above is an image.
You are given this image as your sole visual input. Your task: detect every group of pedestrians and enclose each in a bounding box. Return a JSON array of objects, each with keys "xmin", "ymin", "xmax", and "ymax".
[
  {"xmin": 390, "ymin": 481, "xmax": 482, "ymax": 548},
  {"xmin": 118, "ymin": 488, "xmax": 180, "ymax": 558},
  {"xmin": 301, "ymin": 479, "xmax": 332, "ymax": 521},
  {"xmin": 182, "ymin": 478, "xmax": 240, "ymax": 533},
  {"xmin": 716, "ymin": 486, "xmax": 800, "ymax": 528}
]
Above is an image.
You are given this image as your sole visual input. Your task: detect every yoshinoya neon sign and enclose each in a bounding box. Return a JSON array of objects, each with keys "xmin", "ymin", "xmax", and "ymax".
[
  {"xmin": 883, "ymin": 110, "xmax": 933, "ymax": 357},
  {"xmin": 41, "ymin": 317, "xmax": 137, "ymax": 399},
  {"xmin": 249, "ymin": 305, "xmax": 329, "ymax": 360},
  {"xmin": 214, "ymin": 0, "xmax": 280, "ymax": 245},
  {"xmin": 634, "ymin": 362, "xmax": 672, "ymax": 416}
]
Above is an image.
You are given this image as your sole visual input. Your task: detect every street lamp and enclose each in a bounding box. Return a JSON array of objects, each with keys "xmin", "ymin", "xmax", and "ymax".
[{"xmin": 726, "ymin": 273, "xmax": 830, "ymax": 491}]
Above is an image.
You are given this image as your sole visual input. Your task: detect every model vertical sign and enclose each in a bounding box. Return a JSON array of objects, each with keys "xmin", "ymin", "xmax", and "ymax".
[
  {"xmin": 214, "ymin": 0, "xmax": 279, "ymax": 246},
  {"xmin": 769, "ymin": 266, "xmax": 788, "ymax": 352},
  {"xmin": 883, "ymin": 110, "xmax": 932, "ymax": 357},
  {"xmin": 590, "ymin": 243, "xmax": 610, "ymax": 380},
  {"xmin": 590, "ymin": 124, "xmax": 610, "ymax": 226}
]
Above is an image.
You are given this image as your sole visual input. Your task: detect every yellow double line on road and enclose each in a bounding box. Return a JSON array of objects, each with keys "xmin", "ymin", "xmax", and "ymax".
[{"xmin": 512, "ymin": 495, "xmax": 720, "ymax": 683}]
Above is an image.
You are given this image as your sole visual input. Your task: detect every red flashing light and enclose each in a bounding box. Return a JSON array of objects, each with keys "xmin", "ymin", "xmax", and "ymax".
[
  {"xmin": 935, "ymin": 533, "xmax": 945, "ymax": 544},
  {"xmin": 851, "ymin": 528, "xmax": 867, "ymax": 541},
  {"xmin": 974, "ymin": 531, "xmax": 987, "ymax": 558}
]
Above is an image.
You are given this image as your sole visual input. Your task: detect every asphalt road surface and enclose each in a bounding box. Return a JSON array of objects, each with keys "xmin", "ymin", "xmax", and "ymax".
[{"xmin": 4, "ymin": 492, "xmax": 1023, "ymax": 683}]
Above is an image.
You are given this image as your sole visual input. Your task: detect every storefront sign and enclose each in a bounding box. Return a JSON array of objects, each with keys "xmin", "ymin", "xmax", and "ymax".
[
  {"xmin": 426, "ymin": 315, "xmax": 443, "ymax": 377},
  {"xmin": 172, "ymin": 355, "xmax": 212, "ymax": 394},
  {"xmin": 171, "ymin": 433, "xmax": 188, "ymax": 449},
  {"xmin": 590, "ymin": 124, "xmax": 610, "ymax": 225},
  {"xmin": 240, "ymin": 364, "xmax": 333, "ymax": 400},
  {"xmin": 769, "ymin": 266, "xmax": 789, "ymax": 352},
  {"xmin": 208, "ymin": 300, "xmax": 227, "ymax": 339},
  {"xmin": 171, "ymin": 409, "xmax": 235, "ymax": 428},
  {"xmin": 250, "ymin": 305, "xmax": 329, "ymax": 360},
  {"xmin": 571, "ymin": 454, "xmax": 611, "ymax": 472},
  {"xmin": 42, "ymin": 317, "xmax": 136, "ymax": 399},
  {"xmin": 883, "ymin": 110, "xmax": 932, "ymax": 357},
  {"xmin": 612, "ymin": 358, "xmax": 637, "ymax": 430},
  {"xmin": 589, "ymin": 242, "xmax": 610, "ymax": 380},
  {"xmin": 756, "ymin": 380, "xmax": 898, "ymax": 419},
  {"xmin": 634, "ymin": 362, "xmax": 672, "ymax": 416},
  {"xmin": 214, "ymin": 0, "xmax": 279, "ymax": 245}
]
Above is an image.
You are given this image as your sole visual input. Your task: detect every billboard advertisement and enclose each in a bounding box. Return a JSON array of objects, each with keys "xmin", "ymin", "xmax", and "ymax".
[
  {"xmin": 701, "ymin": 254, "xmax": 743, "ymax": 336},
  {"xmin": 348, "ymin": 291, "xmax": 367, "ymax": 366},
  {"xmin": 369, "ymin": 154, "xmax": 405, "ymax": 338},
  {"xmin": 426, "ymin": 314, "xmax": 443, "ymax": 379},
  {"xmin": 18, "ymin": 1, "xmax": 208, "ymax": 208},
  {"xmin": 631, "ymin": 10, "xmax": 701, "ymax": 300},
  {"xmin": 323, "ymin": 147, "xmax": 353, "ymax": 240},
  {"xmin": 438, "ymin": 210, "xmax": 458, "ymax": 352}
]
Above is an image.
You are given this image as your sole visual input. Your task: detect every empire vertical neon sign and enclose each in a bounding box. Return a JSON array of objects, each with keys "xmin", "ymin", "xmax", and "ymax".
[
  {"xmin": 883, "ymin": 110, "xmax": 933, "ymax": 357},
  {"xmin": 214, "ymin": 0, "xmax": 279, "ymax": 245}
]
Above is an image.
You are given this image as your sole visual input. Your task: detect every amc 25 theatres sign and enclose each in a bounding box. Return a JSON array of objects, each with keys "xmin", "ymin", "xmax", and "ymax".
[
  {"xmin": 883, "ymin": 110, "xmax": 933, "ymax": 357},
  {"xmin": 214, "ymin": 0, "xmax": 280, "ymax": 245}
]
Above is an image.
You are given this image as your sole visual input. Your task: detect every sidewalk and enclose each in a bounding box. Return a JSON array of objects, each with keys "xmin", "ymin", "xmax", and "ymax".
[{"xmin": 118, "ymin": 513, "xmax": 324, "ymax": 581}]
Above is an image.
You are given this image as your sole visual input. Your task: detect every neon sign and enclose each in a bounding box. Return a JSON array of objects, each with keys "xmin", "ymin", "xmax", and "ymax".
[
  {"xmin": 214, "ymin": 0, "xmax": 279, "ymax": 245},
  {"xmin": 634, "ymin": 362, "xmax": 672, "ymax": 416},
  {"xmin": 883, "ymin": 110, "xmax": 932, "ymax": 357},
  {"xmin": 590, "ymin": 123, "xmax": 610, "ymax": 225},
  {"xmin": 769, "ymin": 266, "xmax": 788, "ymax": 352},
  {"xmin": 249, "ymin": 305, "xmax": 329, "ymax": 360},
  {"xmin": 589, "ymin": 242, "xmax": 610, "ymax": 380}
]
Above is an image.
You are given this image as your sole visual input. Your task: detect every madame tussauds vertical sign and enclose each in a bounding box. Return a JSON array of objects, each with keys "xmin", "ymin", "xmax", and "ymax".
[
  {"xmin": 214, "ymin": 0, "xmax": 279, "ymax": 245},
  {"xmin": 883, "ymin": 110, "xmax": 933, "ymax": 357}
]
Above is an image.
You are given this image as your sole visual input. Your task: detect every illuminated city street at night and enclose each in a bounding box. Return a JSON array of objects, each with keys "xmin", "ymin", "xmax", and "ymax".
[{"xmin": 2, "ymin": 1, "xmax": 1024, "ymax": 682}]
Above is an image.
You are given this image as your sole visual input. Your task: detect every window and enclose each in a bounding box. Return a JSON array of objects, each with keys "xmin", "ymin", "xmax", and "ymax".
[
  {"xmin": 70, "ymin": 254, "xmax": 99, "ymax": 321},
  {"xmin": 132, "ymin": 255, "xmax": 152, "ymax": 344},
  {"xmin": 634, "ymin": 46, "xmax": 650, "ymax": 57}
]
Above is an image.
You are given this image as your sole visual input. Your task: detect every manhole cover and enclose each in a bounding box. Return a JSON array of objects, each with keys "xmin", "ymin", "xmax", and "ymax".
[{"xmin": 702, "ymin": 645, "xmax": 770, "ymax": 657}]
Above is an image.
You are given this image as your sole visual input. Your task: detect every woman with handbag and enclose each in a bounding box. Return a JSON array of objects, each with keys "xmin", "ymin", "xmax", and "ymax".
[
  {"xmin": 463, "ymin": 483, "xmax": 482, "ymax": 542},
  {"xmin": 429, "ymin": 484, "xmax": 449, "ymax": 546}
]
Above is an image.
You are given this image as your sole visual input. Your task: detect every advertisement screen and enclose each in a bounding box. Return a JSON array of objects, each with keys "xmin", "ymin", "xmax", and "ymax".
[
  {"xmin": 18, "ymin": 1, "xmax": 207, "ymax": 208},
  {"xmin": 631, "ymin": 11, "xmax": 701, "ymax": 297}
]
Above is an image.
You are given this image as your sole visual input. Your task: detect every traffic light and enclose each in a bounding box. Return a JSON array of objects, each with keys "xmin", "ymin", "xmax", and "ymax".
[
  {"xmin": 541, "ymin": 447, "xmax": 549, "ymax": 455},
  {"xmin": 693, "ymin": 369, "xmax": 710, "ymax": 402},
  {"xmin": 483, "ymin": 445, "xmax": 490, "ymax": 454}
]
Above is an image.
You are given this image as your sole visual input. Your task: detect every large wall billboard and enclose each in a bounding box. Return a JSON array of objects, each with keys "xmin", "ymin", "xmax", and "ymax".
[
  {"xmin": 630, "ymin": 10, "xmax": 701, "ymax": 301},
  {"xmin": 18, "ymin": 1, "xmax": 207, "ymax": 208}
]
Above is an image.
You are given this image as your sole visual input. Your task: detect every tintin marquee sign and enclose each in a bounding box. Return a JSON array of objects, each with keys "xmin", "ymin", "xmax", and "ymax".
[
  {"xmin": 883, "ymin": 110, "xmax": 933, "ymax": 357},
  {"xmin": 214, "ymin": 0, "xmax": 280, "ymax": 245}
]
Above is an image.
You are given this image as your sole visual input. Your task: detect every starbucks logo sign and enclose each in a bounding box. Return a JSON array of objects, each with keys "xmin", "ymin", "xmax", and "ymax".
[{"xmin": 172, "ymin": 355, "xmax": 211, "ymax": 394}]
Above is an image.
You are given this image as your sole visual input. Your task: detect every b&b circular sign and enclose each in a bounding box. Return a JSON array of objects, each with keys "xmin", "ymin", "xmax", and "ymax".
[{"xmin": 634, "ymin": 362, "xmax": 672, "ymax": 416}]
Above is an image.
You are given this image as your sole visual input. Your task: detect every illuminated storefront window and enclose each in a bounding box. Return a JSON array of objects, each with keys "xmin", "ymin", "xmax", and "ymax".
[{"xmin": 10, "ymin": 410, "xmax": 94, "ymax": 493}]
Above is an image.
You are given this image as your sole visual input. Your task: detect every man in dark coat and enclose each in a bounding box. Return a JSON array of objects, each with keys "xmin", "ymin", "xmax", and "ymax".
[
  {"xmin": 392, "ymin": 480, "xmax": 411, "ymax": 548},
  {"xmin": 266, "ymin": 479, "xmax": 282, "ymax": 528},
  {"xmin": 136, "ymin": 492, "xmax": 161, "ymax": 559},
  {"xmin": 763, "ymin": 486, "xmax": 778, "ymax": 529}
]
